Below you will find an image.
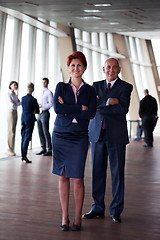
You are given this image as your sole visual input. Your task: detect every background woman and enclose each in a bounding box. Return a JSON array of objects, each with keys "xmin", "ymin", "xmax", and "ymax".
[
  {"xmin": 52, "ymin": 51, "xmax": 96, "ymax": 231},
  {"xmin": 7, "ymin": 81, "xmax": 21, "ymax": 156},
  {"xmin": 21, "ymin": 82, "xmax": 39, "ymax": 163}
]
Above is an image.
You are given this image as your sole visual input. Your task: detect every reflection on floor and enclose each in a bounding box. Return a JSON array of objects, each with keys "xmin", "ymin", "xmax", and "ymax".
[{"xmin": 0, "ymin": 139, "xmax": 160, "ymax": 240}]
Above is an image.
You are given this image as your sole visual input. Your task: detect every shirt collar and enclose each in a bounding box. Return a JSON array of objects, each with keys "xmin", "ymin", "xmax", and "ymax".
[
  {"xmin": 106, "ymin": 78, "xmax": 118, "ymax": 87},
  {"xmin": 68, "ymin": 77, "xmax": 86, "ymax": 85},
  {"xmin": 42, "ymin": 87, "xmax": 48, "ymax": 92}
]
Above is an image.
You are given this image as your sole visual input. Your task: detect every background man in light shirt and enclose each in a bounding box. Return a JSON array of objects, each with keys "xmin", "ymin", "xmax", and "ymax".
[{"xmin": 36, "ymin": 78, "xmax": 53, "ymax": 156}]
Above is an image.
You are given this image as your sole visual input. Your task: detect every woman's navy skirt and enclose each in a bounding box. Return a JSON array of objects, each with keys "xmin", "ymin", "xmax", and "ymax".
[{"xmin": 52, "ymin": 125, "xmax": 89, "ymax": 178}]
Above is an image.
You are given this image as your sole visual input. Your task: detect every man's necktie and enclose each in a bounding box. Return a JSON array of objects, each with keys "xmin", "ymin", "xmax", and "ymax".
[{"xmin": 107, "ymin": 82, "xmax": 111, "ymax": 92}]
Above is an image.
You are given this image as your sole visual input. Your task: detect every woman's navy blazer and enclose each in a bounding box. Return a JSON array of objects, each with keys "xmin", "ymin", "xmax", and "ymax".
[{"xmin": 53, "ymin": 81, "xmax": 97, "ymax": 131}]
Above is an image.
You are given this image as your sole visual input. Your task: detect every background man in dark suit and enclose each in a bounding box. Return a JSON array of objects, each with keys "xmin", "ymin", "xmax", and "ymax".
[
  {"xmin": 139, "ymin": 89, "xmax": 158, "ymax": 147},
  {"xmin": 83, "ymin": 58, "xmax": 133, "ymax": 223},
  {"xmin": 21, "ymin": 82, "xmax": 39, "ymax": 163}
]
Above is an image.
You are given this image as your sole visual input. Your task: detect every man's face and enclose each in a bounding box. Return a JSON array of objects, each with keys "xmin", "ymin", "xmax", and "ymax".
[
  {"xmin": 103, "ymin": 58, "xmax": 121, "ymax": 82},
  {"xmin": 42, "ymin": 80, "xmax": 48, "ymax": 88}
]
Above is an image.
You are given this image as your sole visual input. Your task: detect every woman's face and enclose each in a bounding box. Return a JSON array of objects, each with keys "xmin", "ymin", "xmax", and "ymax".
[
  {"xmin": 10, "ymin": 83, "xmax": 18, "ymax": 91},
  {"xmin": 69, "ymin": 58, "xmax": 86, "ymax": 79}
]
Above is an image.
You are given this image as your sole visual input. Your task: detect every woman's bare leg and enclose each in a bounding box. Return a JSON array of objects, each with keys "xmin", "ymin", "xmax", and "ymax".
[
  {"xmin": 59, "ymin": 175, "xmax": 70, "ymax": 225},
  {"xmin": 73, "ymin": 178, "xmax": 85, "ymax": 225}
]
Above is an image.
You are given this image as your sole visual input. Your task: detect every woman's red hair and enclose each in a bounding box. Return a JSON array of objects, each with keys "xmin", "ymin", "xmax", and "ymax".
[{"xmin": 66, "ymin": 51, "xmax": 87, "ymax": 67}]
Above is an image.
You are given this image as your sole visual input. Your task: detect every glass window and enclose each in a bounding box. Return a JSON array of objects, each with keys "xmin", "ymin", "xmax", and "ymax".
[
  {"xmin": 0, "ymin": 16, "xmax": 15, "ymax": 154},
  {"xmin": 19, "ymin": 23, "xmax": 30, "ymax": 97},
  {"xmin": 152, "ymin": 39, "xmax": 160, "ymax": 78},
  {"xmin": 0, "ymin": 14, "xmax": 60, "ymax": 156}
]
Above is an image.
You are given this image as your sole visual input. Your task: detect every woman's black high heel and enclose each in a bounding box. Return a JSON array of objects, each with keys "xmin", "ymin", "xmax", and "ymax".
[
  {"xmin": 22, "ymin": 157, "xmax": 32, "ymax": 164},
  {"xmin": 60, "ymin": 219, "xmax": 70, "ymax": 231},
  {"xmin": 71, "ymin": 219, "xmax": 82, "ymax": 231},
  {"xmin": 71, "ymin": 224, "xmax": 81, "ymax": 231}
]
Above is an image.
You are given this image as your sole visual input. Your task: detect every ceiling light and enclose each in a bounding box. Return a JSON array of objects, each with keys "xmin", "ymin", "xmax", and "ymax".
[
  {"xmin": 94, "ymin": 3, "xmax": 112, "ymax": 7},
  {"xmin": 76, "ymin": 16, "xmax": 102, "ymax": 20},
  {"xmin": 84, "ymin": 9, "xmax": 101, "ymax": 13},
  {"xmin": 24, "ymin": 1, "xmax": 39, "ymax": 6}
]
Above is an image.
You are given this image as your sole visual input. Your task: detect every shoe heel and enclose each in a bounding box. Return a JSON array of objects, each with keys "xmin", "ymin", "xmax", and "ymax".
[
  {"xmin": 60, "ymin": 219, "xmax": 70, "ymax": 231},
  {"xmin": 71, "ymin": 224, "xmax": 81, "ymax": 231}
]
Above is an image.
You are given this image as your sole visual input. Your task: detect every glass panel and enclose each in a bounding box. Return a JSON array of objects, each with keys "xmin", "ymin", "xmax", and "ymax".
[
  {"xmin": 0, "ymin": 16, "xmax": 15, "ymax": 155},
  {"xmin": 0, "ymin": 15, "xmax": 60, "ymax": 156},
  {"xmin": 19, "ymin": 23, "xmax": 30, "ymax": 97},
  {"xmin": 151, "ymin": 39, "xmax": 160, "ymax": 78}
]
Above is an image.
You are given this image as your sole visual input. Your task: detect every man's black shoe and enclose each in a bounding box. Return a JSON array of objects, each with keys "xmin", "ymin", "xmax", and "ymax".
[
  {"xmin": 43, "ymin": 152, "xmax": 52, "ymax": 156},
  {"xmin": 36, "ymin": 150, "xmax": 46, "ymax": 155},
  {"xmin": 82, "ymin": 210, "xmax": 104, "ymax": 219},
  {"xmin": 143, "ymin": 144, "xmax": 153, "ymax": 148},
  {"xmin": 111, "ymin": 214, "xmax": 121, "ymax": 223}
]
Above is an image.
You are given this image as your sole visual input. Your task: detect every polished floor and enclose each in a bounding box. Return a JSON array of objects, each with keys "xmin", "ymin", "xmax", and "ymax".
[{"xmin": 0, "ymin": 137, "xmax": 160, "ymax": 240}]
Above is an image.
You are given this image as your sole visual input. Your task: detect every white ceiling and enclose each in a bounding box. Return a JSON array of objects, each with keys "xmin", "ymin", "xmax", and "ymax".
[{"xmin": 0, "ymin": 0, "xmax": 160, "ymax": 39}]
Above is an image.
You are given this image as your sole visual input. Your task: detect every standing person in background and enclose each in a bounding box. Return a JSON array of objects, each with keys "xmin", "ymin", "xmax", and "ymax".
[
  {"xmin": 7, "ymin": 81, "xmax": 21, "ymax": 156},
  {"xmin": 139, "ymin": 89, "xmax": 158, "ymax": 148},
  {"xmin": 36, "ymin": 78, "xmax": 53, "ymax": 156},
  {"xmin": 21, "ymin": 82, "xmax": 39, "ymax": 163},
  {"xmin": 52, "ymin": 51, "xmax": 96, "ymax": 231},
  {"xmin": 82, "ymin": 58, "xmax": 133, "ymax": 223}
]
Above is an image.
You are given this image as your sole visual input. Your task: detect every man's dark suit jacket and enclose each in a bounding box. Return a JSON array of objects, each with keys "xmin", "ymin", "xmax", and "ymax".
[
  {"xmin": 139, "ymin": 95, "xmax": 158, "ymax": 118},
  {"xmin": 89, "ymin": 77, "xmax": 133, "ymax": 143}
]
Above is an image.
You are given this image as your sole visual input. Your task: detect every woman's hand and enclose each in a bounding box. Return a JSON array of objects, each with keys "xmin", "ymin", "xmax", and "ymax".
[
  {"xmin": 82, "ymin": 105, "xmax": 88, "ymax": 111},
  {"xmin": 58, "ymin": 96, "xmax": 64, "ymax": 104}
]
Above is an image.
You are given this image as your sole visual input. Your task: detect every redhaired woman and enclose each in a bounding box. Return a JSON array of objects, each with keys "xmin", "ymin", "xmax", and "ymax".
[{"xmin": 52, "ymin": 51, "xmax": 96, "ymax": 231}]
